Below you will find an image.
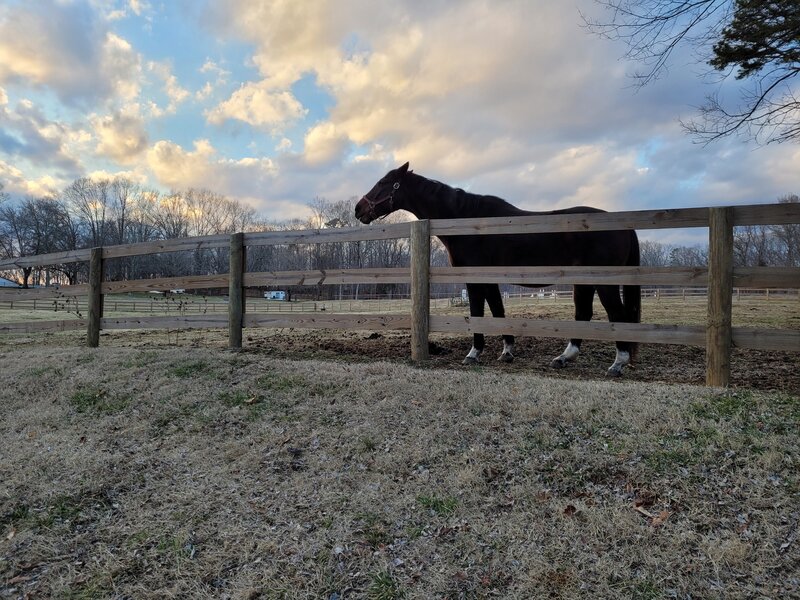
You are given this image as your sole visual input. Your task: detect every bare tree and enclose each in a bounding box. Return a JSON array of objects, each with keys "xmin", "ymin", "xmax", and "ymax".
[
  {"xmin": 64, "ymin": 178, "xmax": 110, "ymax": 247},
  {"xmin": 585, "ymin": 0, "xmax": 800, "ymax": 144},
  {"xmin": 639, "ymin": 239, "xmax": 673, "ymax": 266}
]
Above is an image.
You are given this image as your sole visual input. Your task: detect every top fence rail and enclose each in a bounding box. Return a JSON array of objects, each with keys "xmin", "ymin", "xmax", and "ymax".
[{"xmin": 0, "ymin": 202, "xmax": 798, "ymax": 270}]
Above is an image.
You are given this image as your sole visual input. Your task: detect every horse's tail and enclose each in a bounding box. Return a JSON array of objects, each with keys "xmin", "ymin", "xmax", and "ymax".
[{"xmin": 623, "ymin": 230, "xmax": 641, "ymax": 360}]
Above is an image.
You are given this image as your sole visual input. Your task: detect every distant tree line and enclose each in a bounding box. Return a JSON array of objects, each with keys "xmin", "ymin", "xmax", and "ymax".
[{"xmin": 0, "ymin": 178, "xmax": 428, "ymax": 299}]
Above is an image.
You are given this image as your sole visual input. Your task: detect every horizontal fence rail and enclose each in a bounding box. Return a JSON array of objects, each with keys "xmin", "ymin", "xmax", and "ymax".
[{"xmin": 1, "ymin": 201, "xmax": 799, "ymax": 386}]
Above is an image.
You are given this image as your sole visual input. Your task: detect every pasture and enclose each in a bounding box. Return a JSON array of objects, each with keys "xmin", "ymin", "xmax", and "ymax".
[{"xmin": 1, "ymin": 329, "xmax": 798, "ymax": 598}]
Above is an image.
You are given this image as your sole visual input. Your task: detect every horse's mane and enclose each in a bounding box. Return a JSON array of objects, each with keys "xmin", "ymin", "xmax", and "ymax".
[{"xmin": 414, "ymin": 173, "xmax": 530, "ymax": 218}]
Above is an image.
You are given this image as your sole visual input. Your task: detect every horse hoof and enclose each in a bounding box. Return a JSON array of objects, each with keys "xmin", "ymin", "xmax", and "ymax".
[
  {"xmin": 550, "ymin": 358, "xmax": 567, "ymax": 369},
  {"xmin": 606, "ymin": 367, "xmax": 623, "ymax": 378},
  {"xmin": 498, "ymin": 353, "xmax": 514, "ymax": 363},
  {"xmin": 462, "ymin": 356, "xmax": 479, "ymax": 366}
]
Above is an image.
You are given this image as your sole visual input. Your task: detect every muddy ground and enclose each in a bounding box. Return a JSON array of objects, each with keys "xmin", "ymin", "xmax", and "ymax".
[
  {"xmin": 247, "ymin": 330, "xmax": 799, "ymax": 394},
  {"xmin": 67, "ymin": 325, "xmax": 797, "ymax": 395}
]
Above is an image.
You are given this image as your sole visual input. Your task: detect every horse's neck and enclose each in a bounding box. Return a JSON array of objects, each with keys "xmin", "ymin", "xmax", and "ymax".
[{"xmin": 402, "ymin": 174, "xmax": 526, "ymax": 219}]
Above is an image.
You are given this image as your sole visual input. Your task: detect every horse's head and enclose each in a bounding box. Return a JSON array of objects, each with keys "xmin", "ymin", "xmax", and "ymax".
[{"xmin": 355, "ymin": 162, "xmax": 410, "ymax": 224}]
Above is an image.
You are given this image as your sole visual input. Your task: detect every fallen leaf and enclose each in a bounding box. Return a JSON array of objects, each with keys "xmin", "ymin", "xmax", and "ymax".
[
  {"xmin": 651, "ymin": 510, "xmax": 671, "ymax": 527},
  {"xmin": 634, "ymin": 505, "xmax": 656, "ymax": 519},
  {"xmin": 564, "ymin": 504, "xmax": 577, "ymax": 517},
  {"xmin": 244, "ymin": 396, "xmax": 257, "ymax": 405},
  {"xmin": 6, "ymin": 528, "xmax": 15, "ymax": 540},
  {"xmin": 7, "ymin": 575, "xmax": 31, "ymax": 584}
]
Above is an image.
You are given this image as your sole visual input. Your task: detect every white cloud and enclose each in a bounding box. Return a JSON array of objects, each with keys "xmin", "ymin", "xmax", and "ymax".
[
  {"xmin": 0, "ymin": 96, "xmax": 84, "ymax": 174},
  {"xmin": 147, "ymin": 61, "xmax": 190, "ymax": 115},
  {"xmin": 92, "ymin": 105, "xmax": 149, "ymax": 163},
  {"xmin": 0, "ymin": 2, "xmax": 141, "ymax": 105},
  {"xmin": 0, "ymin": 159, "xmax": 64, "ymax": 196},
  {"xmin": 207, "ymin": 82, "xmax": 307, "ymax": 132},
  {"xmin": 303, "ymin": 122, "xmax": 350, "ymax": 165}
]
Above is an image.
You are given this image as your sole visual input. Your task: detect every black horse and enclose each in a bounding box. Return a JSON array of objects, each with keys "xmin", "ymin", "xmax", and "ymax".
[{"xmin": 355, "ymin": 162, "xmax": 641, "ymax": 376}]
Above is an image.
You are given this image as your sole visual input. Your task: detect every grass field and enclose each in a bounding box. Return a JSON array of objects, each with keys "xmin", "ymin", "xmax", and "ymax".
[{"xmin": 1, "ymin": 344, "xmax": 798, "ymax": 598}]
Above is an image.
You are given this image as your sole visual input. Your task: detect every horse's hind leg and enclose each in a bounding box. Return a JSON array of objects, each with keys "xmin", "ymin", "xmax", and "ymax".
[
  {"xmin": 463, "ymin": 284, "xmax": 487, "ymax": 365},
  {"xmin": 551, "ymin": 285, "xmax": 594, "ymax": 368},
  {"xmin": 596, "ymin": 285, "xmax": 633, "ymax": 377},
  {"xmin": 485, "ymin": 284, "xmax": 514, "ymax": 362}
]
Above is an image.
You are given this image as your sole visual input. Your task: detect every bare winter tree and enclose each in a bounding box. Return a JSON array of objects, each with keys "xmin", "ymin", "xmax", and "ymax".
[
  {"xmin": 735, "ymin": 193, "xmax": 800, "ymax": 266},
  {"xmin": 586, "ymin": 0, "xmax": 800, "ymax": 143},
  {"xmin": 639, "ymin": 239, "xmax": 673, "ymax": 266},
  {"xmin": 64, "ymin": 178, "xmax": 111, "ymax": 247}
]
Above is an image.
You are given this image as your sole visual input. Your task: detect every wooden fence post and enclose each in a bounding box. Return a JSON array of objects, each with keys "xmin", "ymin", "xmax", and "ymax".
[
  {"xmin": 229, "ymin": 232, "xmax": 245, "ymax": 349},
  {"xmin": 87, "ymin": 247, "xmax": 103, "ymax": 348},
  {"xmin": 706, "ymin": 207, "xmax": 733, "ymax": 387},
  {"xmin": 410, "ymin": 219, "xmax": 431, "ymax": 362}
]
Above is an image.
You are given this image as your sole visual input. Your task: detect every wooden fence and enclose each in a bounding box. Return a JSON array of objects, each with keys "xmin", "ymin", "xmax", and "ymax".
[{"xmin": 1, "ymin": 203, "xmax": 799, "ymax": 386}]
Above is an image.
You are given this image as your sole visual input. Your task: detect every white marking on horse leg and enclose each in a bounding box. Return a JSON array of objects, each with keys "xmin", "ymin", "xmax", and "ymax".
[
  {"xmin": 606, "ymin": 350, "xmax": 630, "ymax": 377},
  {"xmin": 550, "ymin": 342, "xmax": 580, "ymax": 369},
  {"xmin": 462, "ymin": 346, "xmax": 482, "ymax": 365},
  {"xmin": 498, "ymin": 340, "xmax": 514, "ymax": 362}
]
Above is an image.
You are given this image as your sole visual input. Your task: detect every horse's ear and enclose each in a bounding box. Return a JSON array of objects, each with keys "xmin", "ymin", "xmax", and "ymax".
[{"xmin": 398, "ymin": 162, "xmax": 409, "ymax": 174}]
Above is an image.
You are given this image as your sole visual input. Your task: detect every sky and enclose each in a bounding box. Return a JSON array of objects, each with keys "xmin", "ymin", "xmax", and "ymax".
[{"xmin": 1, "ymin": 0, "xmax": 799, "ymax": 245}]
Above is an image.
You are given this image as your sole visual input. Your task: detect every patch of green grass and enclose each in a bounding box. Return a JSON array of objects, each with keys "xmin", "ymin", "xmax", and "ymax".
[
  {"xmin": 61, "ymin": 578, "xmax": 113, "ymax": 600},
  {"xmin": 69, "ymin": 386, "xmax": 130, "ymax": 414},
  {"xmin": 356, "ymin": 512, "xmax": 393, "ymax": 548},
  {"xmin": 0, "ymin": 503, "xmax": 31, "ymax": 527},
  {"xmin": 256, "ymin": 371, "xmax": 307, "ymax": 392},
  {"xmin": 630, "ymin": 579, "xmax": 663, "ymax": 599},
  {"xmin": 217, "ymin": 390, "xmax": 279, "ymax": 421},
  {"xmin": 122, "ymin": 350, "xmax": 160, "ymax": 368},
  {"xmin": 692, "ymin": 391, "xmax": 757, "ymax": 420},
  {"xmin": 368, "ymin": 570, "xmax": 405, "ymax": 600},
  {"xmin": 644, "ymin": 448, "xmax": 693, "ymax": 474},
  {"xmin": 26, "ymin": 365, "xmax": 63, "ymax": 378},
  {"xmin": 358, "ymin": 435, "xmax": 377, "ymax": 453},
  {"xmin": 156, "ymin": 534, "xmax": 194, "ymax": 563},
  {"xmin": 417, "ymin": 494, "xmax": 458, "ymax": 517},
  {"xmin": 168, "ymin": 360, "xmax": 210, "ymax": 378}
]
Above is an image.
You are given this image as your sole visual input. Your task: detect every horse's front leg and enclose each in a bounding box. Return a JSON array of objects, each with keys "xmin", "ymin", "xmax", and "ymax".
[
  {"xmin": 551, "ymin": 285, "xmax": 594, "ymax": 369},
  {"xmin": 463, "ymin": 284, "xmax": 486, "ymax": 365},
  {"xmin": 485, "ymin": 284, "xmax": 514, "ymax": 362}
]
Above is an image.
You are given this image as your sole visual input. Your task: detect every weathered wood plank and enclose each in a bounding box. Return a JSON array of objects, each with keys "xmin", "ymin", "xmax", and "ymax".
[
  {"xmin": 101, "ymin": 275, "xmax": 229, "ymax": 294},
  {"xmin": 732, "ymin": 267, "xmax": 800, "ymax": 289},
  {"xmin": 732, "ymin": 203, "xmax": 800, "ymax": 226},
  {"xmin": 244, "ymin": 313, "xmax": 412, "ymax": 330},
  {"xmin": 731, "ymin": 327, "xmax": 800, "ymax": 352},
  {"xmin": 244, "ymin": 221, "xmax": 411, "ymax": 246},
  {"xmin": 0, "ymin": 319, "xmax": 87, "ymax": 333},
  {"xmin": 0, "ymin": 249, "xmax": 91, "ymax": 270},
  {"xmin": 431, "ymin": 266, "xmax": 708, "ymax": 286},
  {"xmin": 244, "ymin": 268, "xmax": 411, "ymax": 287},
  {"xmin": 0, "ymin": 285, "xmax": 89, "ymax": 300},
  {"xmin": 429, "ymin": 207, "xmax": 711, "ymax": 236},
  {"xmin": 102, "ymin": 235, "xmax": 229, "ymax": 259},
  {"xmin": 429, "ymin": 315, "xmax": 707, "ymax": 346},
  {"xmin": 100, "ymin": 315, "xmax": 228, "ymax": 330}
]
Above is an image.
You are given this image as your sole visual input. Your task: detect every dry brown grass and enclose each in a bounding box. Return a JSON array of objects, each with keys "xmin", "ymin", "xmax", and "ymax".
[{"xmin": 1, "ymin": 343, "xmax": 798, "ymax": 599}]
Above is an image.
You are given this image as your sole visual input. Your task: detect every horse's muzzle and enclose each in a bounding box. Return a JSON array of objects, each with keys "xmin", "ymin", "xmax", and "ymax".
[{"xmin": 355, "ymin": 197, "xmax": 372, "ymax": 223}]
